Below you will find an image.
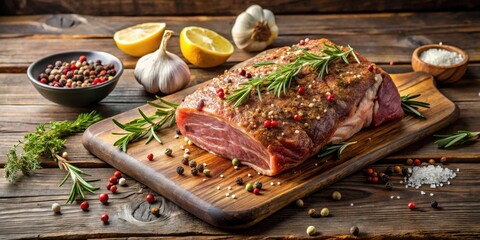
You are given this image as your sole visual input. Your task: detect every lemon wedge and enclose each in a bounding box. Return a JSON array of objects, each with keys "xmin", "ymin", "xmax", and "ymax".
[
  {"xmin": 180, "ymin": 26, "xmax": 234, "ymax": 68},
  {"xmin": 113, "ymin": 23, "xmax": 166, "ymax": 57}
]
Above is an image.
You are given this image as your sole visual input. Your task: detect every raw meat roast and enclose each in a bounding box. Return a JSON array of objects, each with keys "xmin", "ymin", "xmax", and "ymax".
[{"xmin": 176, "ymin": 39, "xmax": 403, "ymax": 176}]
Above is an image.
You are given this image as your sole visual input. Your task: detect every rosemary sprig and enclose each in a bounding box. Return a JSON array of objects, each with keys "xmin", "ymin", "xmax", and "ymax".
[
  {"xmin": 5, "ymin": 111, "xmax": 102, "ymax": 203},
  {"xmin": 318, "ymin": 141, "xmax": 357, "ymax": 159},
  {"xmin": 401, "ymin": 94, "xmax": 430, "ymax": 119},
  {"xmin": 434, "ymin": 130, "xmax": 480, "ymax": 148},
  {"xmin": 227, "ymin": 43, "xmax": 360, "ymax": 107},
  {"xmin": 112, "ymin": 96, "xmax": 178, "ymax": 152}
]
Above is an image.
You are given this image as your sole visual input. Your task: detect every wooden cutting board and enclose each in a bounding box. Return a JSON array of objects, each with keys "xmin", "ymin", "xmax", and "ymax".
[{"xmin": 83, "ymin": 71, "xmax": 458, "ymax": 229}]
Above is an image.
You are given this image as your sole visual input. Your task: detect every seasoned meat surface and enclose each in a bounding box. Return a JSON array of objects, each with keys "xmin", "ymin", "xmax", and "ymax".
[{"xmin": 176, "ymin": 39, "xmax": 403, "ymax": 176}]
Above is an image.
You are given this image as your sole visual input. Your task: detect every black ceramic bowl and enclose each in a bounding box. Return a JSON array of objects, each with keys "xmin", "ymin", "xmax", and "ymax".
[{"xmin": 27, "ymin": 50, "xmax": 124, "ymax": 107}]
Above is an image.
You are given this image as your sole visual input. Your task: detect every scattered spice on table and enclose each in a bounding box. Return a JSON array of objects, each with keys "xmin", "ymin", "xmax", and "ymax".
[
  {"xmin": 110, "ymin": 185, "xmax": 118, "ymax": 193},
  {"xmin": 320, "ymin": 208, "xmax": 329, "ymax": 217},
  {"xmin": 332, "ymin": 191, "xmax": 342, "ymax": 200},
  {"xmin": 431, "ymin": 201, "xmax": 439, "ymax": 208},
  {"xmin": 146, "ymin": 194, "xmax": 155, "ymax": 203},
  {"xmin": 80, "ymin": 201, "xmax": 89, "ymax": 211},
  {"xmin": 235, "ymin": 177, "xmax": 244, "ymax": 185},
  {"xmin": 151, "ymin": 207, "xmax": 160, "ymax": 216},
  {"xmin": 147, "ymin": 153, "xmax": 154, "ymax": 161},
  {"xmin": 176, "ymin": 166, "xmax": 184, "ymax": 175},
  {"xmin": 245, "ymin": 183, "xmax": 254, "ymax": 192},
  {"xmin": 99, "ymin": 193, "xmax": 109, "ymax": 204},
  {"xmin": 350, "ymin": 226, "xmax": 360, "ymax": 236},
  {"xmin": 408, "ymin": 202, "xmax": 416, "ymax": 210},
  {"xmin": 203, "ymin": 169, "xmax": 211, "ymax": 177},
  {"xmin": 253, "ymin": 188, "xmax": 260, "ymax": 195},
  {"xmin": 100, "ymin": 213, "xmax": 109, "ymax": 224},
  {"xmin": 307, "ymin": 208, "xmax": 318, "ymax": 217},
  {"xmin": 306, "ymin": 226, "xmax": 317, "ymax": 236},
  {"xmin": 191, "ymin": 168, "xmax": 199, "ymax": 176},
  {"xmin": 189, "ymin": 160, "xmax": 197, "ymax": 168},
  {"xmin": 196, "ymin": 164, "xmax": 204, "ymax": 173},
  {"xmin": 296, "ymin": 199, "xmax": 304, "ymax": 208},
  {"xmin": 118, "ymin": 178, "xmax": 127, "ymax": 186},
  {"xmin": 254, "ymin": 181, "xmax": 262, "ymax": 190},
  {"xmin": 51, "ymin": 203, "xmax": 61, "ymax": 213}
]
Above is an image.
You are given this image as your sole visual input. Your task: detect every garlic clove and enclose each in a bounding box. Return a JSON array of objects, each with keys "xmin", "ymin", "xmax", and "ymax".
[{"xmin": 246, "ymin": 5, "xmax": 265, "ymax": 22}]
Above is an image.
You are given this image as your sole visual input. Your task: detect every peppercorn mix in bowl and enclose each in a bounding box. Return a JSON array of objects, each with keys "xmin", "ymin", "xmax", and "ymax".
[
  {"xmin": 27, "ymin": 50, "xmax": 124, "ymax": 107},
  {"xmin": 412, "ymin": 44, "xmax": 468, "ymax": 84}
]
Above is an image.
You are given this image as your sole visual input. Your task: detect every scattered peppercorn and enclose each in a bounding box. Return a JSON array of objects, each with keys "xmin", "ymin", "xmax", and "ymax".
[
  {"xmin": 431, "ymin": 201, "xmax": 438, "ymax": 208},
  {"xmin": 216, "ymin": 88, "xmax": 225, "ymax": 99},
  {"xmin": 429, "ymin": 159, "xmax": 436, "ymax": 165},
  {"xmin": 176, "ymin": 129, "xmax": 182, "ymax": 135},
  {"xmin": 191, "ymin": 168, "xmax": 199, "ymax": 176},
  {"xmin": 414, "ymin": 159, "xmax": 421, "ymax": 166},
  {"xmin": 100, "ymin": 213, "xmax": 109, "ymax": 223},
  {"xmin": 106, "ymin": 182, "xmax": 113, "ymax": 190},
  {"xmin": 109, "ymin": 176, "xmax": 118, "ymax": 184},
  {"xmin": 350, "ymin": 226, "xmax": 360, "ymax": 236},
  {"xmin": 245, "ymin": 183, "xmax": 254, "ymax": 192},
  {"xmin": 306, "ymin": 225, "xmax": 316, "ymax": 236},
  {"xmin": 118, "ymin": 178, "xmax": 127, "ymax": 186},
  {"xmin": 146, "ymin": 194, "xmax": 155, "ymax": 203},
  {"xmin": 293, "ymin": 114, "xmax": 302, "ymax": 121},
  {"xmin": 245, "ymin": 73, "xmax": 252, "ymax": 78},
  {"xmin": 196, "ymin": 164, "xmax": 204, "ymax": 173},
  {"xmin": 181, "ymin": 157, "xmax": 189, "ymax": 165},
  {"xmin": 365, "ymin": 168, "xmax": 374, "ymax": 175},
  {"xmin": 110, "ymin": 185, "xmax": 118, "ymax": 193},
  {"xmin": 176, "ymin": 166, "xmax": 184, "ymax": 175},
  {"xmin": 367, "ymin": 64, "xmax": 374, "ymax": 72},
  {"xmin": 378, "ymin": 172, "xmax": 385, "ymax": 178},
  {"xmin": 147, "ymin": 153, "xmax": 154, "ymax": 161},
  {"xmin": 332, "ymin": 191, "xmax": 342, "ymax": 200},
  {"xmin": 232, "ymin": 158, "xmax": 240, "ymax": 167},
  {"xmin": 151, "ymin": 207, "xmax": 160, "ymax": 216},
  {"xmin": 381, "ymin": 174, "xmax": 390, "ymax": 183},
  {"xmin": 440, "ymin": 156, "xmax": 447, "ymax": 164},
  {"xmin": 253, "ymin": 181, "xmax": 262, "ymax": 190},
  {"xmin": 253, "ymin": 188, "xmax": 260, "ymax": 195},
  {"xmin": 189, "ymin": 160, "xmax": 197, "ymax": 168},
  {"xmin": 326, "ymin": 93, "xmax": 335, "ymax": 102},
  {"xmin": 307, "ymin": 208, "xmax": 318, "ymax": 217},
  {"xmin": 390, "ymin": 61, "xmax": 395, "ymax": 65},
  {"xmin": 263, "ymin": 120, "xmax": 272, "ymax": 128},
  {"xmin": 372, "ymin": 171, "xmax": 378, "ymax": 177},
  {"xmin": 408, "ymin": 202, "xmax": 416, "ymax": 210},
  {"xmin": 235, "ymin": 177, "xmax": 244, "ymax": 185},
  {"xmin": 297, "ymin": 86, "xmax": 306, "ymax": 95},
  {"xmin": 51, "ymin": 203, "xmax": 61, "ymax": 213},
  {"xmin": 299, "ymin": 39, "xmax": 306, "ymax": 45},
  {"xmin": 270, "ymin": 120, "xmax": 279, "ymax": 128},
  {"xmin": 402, "ymin": 167, "xmax": 410, "ymax": 177},
  {"xmin": 239, "ymin": 69, "xmax": 246, "ymax": 76},
  {"xmin": 372, "ymin": 177, "xmax": 379, "ymax": 183},
  {"xmin": 99, "ymin": 193, "xmax": 109, "ymax": 204},
  {"xmin": 114, "ymin": 171, "xmax": 122, "ymax": 178},
  {"xmin": 385, "ymin": 166, "xmax": 394, "ymax": 175},
  {"xmin": 394, "ymin": 165, "xmax": 402, "ymax": 174},
  {"xmin": 385, "ymin": 182, "xmax": 393, "ymax": 190},
  {"xmin": 164, "ymin": 148, "xmax": 173, "ymax": 156},
  {"xmin": 406, "ymin": 158, "xmax": 414, "ymax": 166},
  {"xmin": 80, "ymin": 201, "xmax": 89, "ymax": 211},
  {"xmin": 296, "ymin": 199, "xmax": 304, "ymax": 208},
  {"xmin": 320, "ymin": 208, "xmax": 329, "ymax": 217},
  {"xmin": 203, "ymin": 169, "xmax": 211, "ymax": 177}
]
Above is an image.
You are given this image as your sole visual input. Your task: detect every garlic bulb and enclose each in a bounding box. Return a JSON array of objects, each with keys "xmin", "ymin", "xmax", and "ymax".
[
  {"xmin": 135, "ymin": 30, "xmax": 190, "ymax": 94},
  {"xmin": 231, "ymin": 5, "xmax": 279, "ymax": 52}
]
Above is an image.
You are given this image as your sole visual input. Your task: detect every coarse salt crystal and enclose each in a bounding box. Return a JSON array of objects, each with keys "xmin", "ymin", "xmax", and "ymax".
[
  {"xmin": 184, "ymin": 137, "xmax": 189, "ymax": 142},
  {"xmin": 294, "ymin": 130, "xmax": 300, "ymax": 134},
  {"xmin": 390, "ymin": 196, "xmax": 394, "ymax": 199},
  {"xmin": 270, "ymin": 182, "xmax": 275, "ymax": 186},
  {"xmin": 184, "ymin": 148, "xmax": 190, "ymax": 153},
  {"xmin": 225, "ymin": 193, "xmax": 230, "ymax": 197},
  {"xmin": 174, "ymin": 135, "xmax": 179, "ymax": 139},
  {"xmin": 234, "ymin": 166, "xmax": 239, "ymax": 170},
  {"xmin": 350, "ymin": 203, "xmax": 354, "ymax": 206},
  {"xmin": 220, "ymin": 174, "xmax": 224, "ymax": 178},
  {"xmin": 420, "ymin": 48, "xmax": 463, "ymax": 66},
  {"xmin": 180, "ymin": 145, "xmax": 185, "ymax": 150},
  {"xmin": 216, "ymin": 186, "xmax": 221, "ymax": 190},
  {"xmin": 421, "ymin": 191, "xmax": 426, "ymax": 195},
  {"xmin": 406, "ymin": 165, "xmax": 456, "ymax": 188},
  {"xmin": 277, "ymin": 182, "xmax": 281, "ymax": 185},
  {"xmin": 231, "ymin": 194, "xmax": 236, "ymax": 199},
  {"xmin": 430, "ymin": 193, "xmax": 435, "ymax": 196},
  {"xmin": 228, "ymin": 186, "xmax": 232, "ymax": 190},
  {"xmin": 248, "ymin": 173, "xmax": 252, "ymax": 178},
  {"xmin": 397, "ymin": 196, "xmax": 401, "ymax": 199},
  {"xmin": 203, "ymin": 178, "xmax": 206, "ymax": 181}
]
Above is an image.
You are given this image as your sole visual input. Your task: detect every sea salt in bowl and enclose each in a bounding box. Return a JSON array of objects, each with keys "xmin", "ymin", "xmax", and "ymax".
[{"xmin": 412, "ymin": 44, "xmax": 468, "ymax": 84}]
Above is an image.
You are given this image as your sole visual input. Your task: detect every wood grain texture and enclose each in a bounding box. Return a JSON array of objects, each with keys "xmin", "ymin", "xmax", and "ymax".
[
  {"xmin": 0, "ymin": 12, "xmax": 479, "ymax": 72},
  {"xmin": 2, "ymin": 0, "xmax": 479, "ymax": 16},
  {"xmin": 82, "ymin": 72, "xmax": 458, "ymax": 228},
  {"xmin": 1, "ymin": 165, "xmax": 479, "ymax": 239}
]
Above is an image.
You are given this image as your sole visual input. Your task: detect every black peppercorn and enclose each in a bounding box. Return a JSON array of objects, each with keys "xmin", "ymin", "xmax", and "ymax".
[
  {"xmin": 196, "ymin": 163, "xmax": 204, "ymax": 173},
  {"xmin": 431, "ymin": 201, "xmax": 438, "ymax": 208},
  {"xmin": 176, "ymin": 129, "xmax": 182, "ymax": 135},
  {"xmin": 385, "ymin": 182, "xmax": 393, "ymax": 190},
  {"xmin": 164, "ymin": 148, "xmax": 173, "ymax": 156},
  {"xmin": 235, "ymin": 177, "xmax": 243, "ymax": 185},
  {"xmin": 181, "ymin": 157, "xmax": 189, "ymax": 165},
  {"xmin": 350, "ymin": 226, "xmax": 360, "ymax": 236},
  {"xmin": 253, "ymin": 181, "xmax": 262, "ymax": 190},
  {"xmin": 402, "ymin": 167, "xmax": 410, "ymax": 177},
  {"xmin": 381, "ymin": 174, "xmax": 390, "ymax": 183},
  {"xmin": 385, "ymin": 166, "xmax": 394, "ymax": 176},
  {"xmin": 176, "ymin": 166, "xmax": 184, "ymax": 175},
  {"xmin": 189, "ymin": 160, "xmax": 197, "ymax": 168},
  {"xmin": 191, "ymin": 168, "xmax": 198, "ymax": 176}
]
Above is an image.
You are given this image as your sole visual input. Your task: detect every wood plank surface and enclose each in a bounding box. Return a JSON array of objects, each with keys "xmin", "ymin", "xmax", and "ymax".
[
  {"xmin": 82, "ymin": 72, "xmax": 458, "ymax": 228},
  {"xmin": 0, "ymin": 12, "xmax": 479, "ymax": 72},
  {"xmin": 2, "ymin": 0, "xmax": 479, "ymax": 16},
  {"xmin": 1, "ymin": 164, "xmax": 479, "ymax": 239}
]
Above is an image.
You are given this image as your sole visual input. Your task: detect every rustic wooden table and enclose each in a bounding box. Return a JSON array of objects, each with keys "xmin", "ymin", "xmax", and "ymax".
[{"xmin": 1, "ymin": 7, "xmax": 480, "ymax": 239}]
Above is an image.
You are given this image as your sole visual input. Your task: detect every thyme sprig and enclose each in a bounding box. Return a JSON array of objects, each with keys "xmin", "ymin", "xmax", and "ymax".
[
  {"xmin": 112, "ymin": 96, "xmax": 178, "ymax": 152},
  {"xmin": 227, "ymin": 43, "xmax": 360, "ymax": 107},
  {"xmin": 318, "ymin": 141, "xmax": 357, "ymax": 159},
  {"xmin": 401, "ymin": 94, "xmax": 430, "ymax": 119},
  {"xmin": 5, "ymin": 111, "xmax": 102, "ymax": 203},
  {"xmin": 434, "ymin": 130, "xmax": 480, "ymax": 148}
]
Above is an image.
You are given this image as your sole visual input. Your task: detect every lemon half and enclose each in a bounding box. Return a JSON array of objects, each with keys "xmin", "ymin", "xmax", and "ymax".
[
  {"xmin": 180, "ymin": 26, "xmax": 234, "ymax": 68},
  {"xmin": 113, "ymin": 23, "xmax": 166, "ymax": 57}
]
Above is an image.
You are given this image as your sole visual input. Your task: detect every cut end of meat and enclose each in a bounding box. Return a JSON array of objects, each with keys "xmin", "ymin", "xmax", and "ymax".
[
  {"xmin": 176, "ymin": 108, "xmax": 273, "ymax": 174},
  {"xmin": 372, "ymin": 73, "xmax": 404, "ymax": 126}
]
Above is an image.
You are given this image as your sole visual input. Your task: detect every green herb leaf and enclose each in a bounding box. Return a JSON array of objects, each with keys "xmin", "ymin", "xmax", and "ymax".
[
  {"xmin": 434, "ymin": 130, "xmax": 480, "ymax": 148},
  {"xmin": 112, "ymin": 97, "xmax": 177, "ymax": 152},
  {"xmin": 5, "ymin": 111, "xmax": 102, "ymax": 203},
  {"xmin": 400, "ymin": 94, "xmax": 430, "ymax": 119},
  {"xmin": 318, "ymin": 141, "xmax": 357, "ymax": 159},
  {"xmin": 227, "ymin": 43, "xmax": 360, "ymax": 107}
]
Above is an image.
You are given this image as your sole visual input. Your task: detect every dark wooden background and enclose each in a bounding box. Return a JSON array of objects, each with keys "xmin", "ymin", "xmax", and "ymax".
[{"xmin": 1, "ymin": 0, "xmax": 480, "ymax": 239}]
